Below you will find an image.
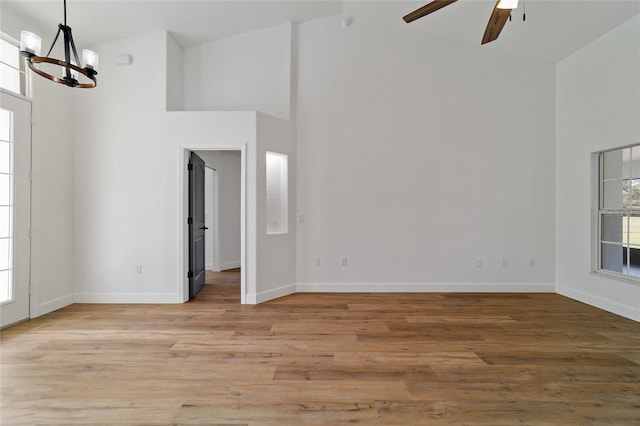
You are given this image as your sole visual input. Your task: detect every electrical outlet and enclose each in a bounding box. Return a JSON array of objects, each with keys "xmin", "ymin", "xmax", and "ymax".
[
  {"xmin": 135, "ymin": 264, "xmax": 143, "ymax": 275},
  {"xmin": 501, "ymin": 258, "xmax": 509, "ymax": 267},
  {"xmin": 298, "ymin": 214, "xmax": 305, "ymax": 224},
  {"xmin": 475, "ymin": 258, "xmax": 483, "ymax": 268},
  {"xmin": 341, "ymin": 257, "xmax": 348, "ymax": 267},
  {"xmin": 312, "ymin": 257, "xmax": 320, "ymax": 267},
  {"xmin": 529, "ymin": 257, "xmax": 536, "ymax": 267}
]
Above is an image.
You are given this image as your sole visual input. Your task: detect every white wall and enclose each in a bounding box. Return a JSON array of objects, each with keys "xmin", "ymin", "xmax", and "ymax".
[
  {"xmin": 166, "ymin": 32, "xmax": 184, "ymax": 111},
  {"xmin": 196, "ymin": 150, "xmax": 242, "ymax": 271},
  {"xmin": 73, "ymin": 29, "xmax": 267, "ymax": 303},
  {"xmin": 180, "ymin": 22, "xmax": 299, "ymax": 302},
  {"xmin": 256, "ymin": 113, "xmax": 297, "ymax": 302},
  {"xmin": 0, "ymin": 6, "xmax": 76, "ymax": 317},
  {"xmin": 8, "ymin": 11, "xmax": 296, "ymax": 306},
  {"xmin": 74, "ymin": 31, "xmax": 174, "ymax": 302},
  {"xmin": 556, "ymin": 15, "xmax": 640, "ymax": 321},
  {"xmin": 295, "ymin": 15, "xmax": 557, "ymax": 292},
  {"xmin": 30, "ymin": 76, "xmax": 75, "ymax": 316},
  {"xmin": 183, "ymin": 23, "xmax": 292, "ymax": 120}
]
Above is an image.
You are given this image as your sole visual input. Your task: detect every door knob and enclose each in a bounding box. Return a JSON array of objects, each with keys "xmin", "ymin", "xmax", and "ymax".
[{"xmin": 200, "ymin": 226, "xmax": 209, "ymax": 230}]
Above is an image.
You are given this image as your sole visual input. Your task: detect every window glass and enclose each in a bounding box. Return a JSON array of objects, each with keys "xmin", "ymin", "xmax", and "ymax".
[
  {"xmin": 603, "ymin": 149, "xmax": 624, "ymax": 180},
  {"xmin": 621, "ymin": 148, "xmax": 631, "ymax": 179},
  {"xmin": 0, "ymin": 108, "xmax": 11, "ymax": 142},
  {"xmin": 631, "ymin": 148, "xmax": 640, "ymax": 180},
  {"xmin": 0, "ymin": 142, "xmax": 10, "ymax": 174},
  {"xmin": 0, "ymin": 36, "xmax": 26, "ymax": 96},
  {"xmin": 0, "ymin": 63, "xmax": 20, "ymax": 94},
  {"xmin": 0, "ymin": 39, "xmax": 19, "ymax": 68},
  {"xmin": 601, "ymin": 214, "xmax": 623, "ymax": 243},
  {"xmin": 602, "ymin": 180, "xmax": 624, "ymax": 210},
  {"xmin": 624, "ymin": 213, "xmax": 640, "ymax": 248},
  {"xmin": 597, "ymin": 144, "xmax": 640, "ymax": 280}
]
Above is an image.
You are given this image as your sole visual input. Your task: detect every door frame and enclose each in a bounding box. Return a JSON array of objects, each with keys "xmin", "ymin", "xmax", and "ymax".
[
  {"xmin": 0, "ymin": 90, "xmax": 31, "ymax": 327},
  {"xmin": 179, "ymin": 143, "xmax": 246, "ymax": 304},
  {"xmin": 204, "ymin": 166, "xmax": 219, "ymax": 272}
]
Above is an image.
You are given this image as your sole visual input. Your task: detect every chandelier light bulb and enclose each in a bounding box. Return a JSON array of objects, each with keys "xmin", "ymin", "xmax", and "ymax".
[
  {"xmin": 82, "ymin": 49, "xmax": 99, "ymax": 71},
  {"xmin": 20, "ymin": 31, "xmax": 41, "ymax": 56}
]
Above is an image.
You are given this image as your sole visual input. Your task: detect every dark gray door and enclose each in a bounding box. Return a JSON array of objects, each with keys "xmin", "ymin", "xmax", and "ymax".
[{"xmin": 189, "ymin": 152, "xmax": 207, "ymax": 298}]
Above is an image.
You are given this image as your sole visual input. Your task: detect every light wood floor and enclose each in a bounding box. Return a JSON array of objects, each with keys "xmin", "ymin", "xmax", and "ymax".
[{"xmin": 1, "ymin": 270, "xmax": 639, "ymax": 425}]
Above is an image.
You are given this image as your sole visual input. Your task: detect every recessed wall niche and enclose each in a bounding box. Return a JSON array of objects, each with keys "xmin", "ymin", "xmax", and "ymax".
[{"xmin": 266, "ymin": 151, "xmax": 288, "ymax": 234}]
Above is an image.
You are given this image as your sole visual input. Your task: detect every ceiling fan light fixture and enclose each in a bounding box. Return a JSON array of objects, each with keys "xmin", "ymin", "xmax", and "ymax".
[
  {"xmin": 404, "ymin": 0, "xmax": 514, "ymax": 45},
  {"xmin": 497, "ymin": 0, "xmax": 518, "ymax": 9},
  {"xmin": 19, "ymin": 0, "xmax": 98, "ymax": 88}
]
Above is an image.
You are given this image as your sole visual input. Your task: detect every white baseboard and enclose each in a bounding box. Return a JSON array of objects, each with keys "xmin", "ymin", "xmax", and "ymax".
[
  {"xmin": 245, "ymin": 293, "xmax": 257, "ymax": 304},
  {"xmin": 74, "ymin": 293, "xmax": 181, "ymax": 304},
  {"xmin": 32, "ymin": 294, "xmax": 74, "ymax": 318},
  {"xmin": 296, "ymin": 282, "xmax": 556, "ymax": 293},
  {"xmin": 557, "ymin": 285, "xmax": 640, "ymax": 322},
  {"xmin": 219, "ymin": 261, "xmax": 240, "ymax": 271},
  {"xmin": 246, "ymin": 283, "xmax": 296, "ymax": 304},
  {"xmin": 206, "ymin": 262, "xmax": 214, "ymax": 271}
]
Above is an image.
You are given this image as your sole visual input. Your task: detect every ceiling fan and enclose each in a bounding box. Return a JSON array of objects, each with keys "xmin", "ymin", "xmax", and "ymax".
[{"xmin": 403, "ymin": 0, "xmax": 519, "ymax": 45}]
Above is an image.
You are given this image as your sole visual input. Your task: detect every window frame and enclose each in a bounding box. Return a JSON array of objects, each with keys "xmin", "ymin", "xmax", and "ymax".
[
  {"xmin": 0, "ymin": 32, "xmax": 29, "ymax": 98},
  {"xmin": 593, "ymin": 143, "xmax": 640, "ymax": 285}
]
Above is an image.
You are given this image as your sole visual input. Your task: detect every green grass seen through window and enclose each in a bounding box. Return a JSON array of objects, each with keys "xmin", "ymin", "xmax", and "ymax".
[{"xmin": 622, "ymin": 216, "xmax": 640, "ymax": 248}]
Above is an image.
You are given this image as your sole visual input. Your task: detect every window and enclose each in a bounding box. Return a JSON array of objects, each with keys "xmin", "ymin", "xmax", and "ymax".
[
  {"xmin": 596, "ymin": 144, "xmax": 640, "ymax": 281},
  {"xmin": 0, "ymin": 107, "xmax": 13, "ymax": 303},
  {"xmin": 266, "ymin": 151, "xmax": 288, "ymax": 234},
  {"xmin": 0, "ymin": 34, "xmax": 27, "ymax": 96}
]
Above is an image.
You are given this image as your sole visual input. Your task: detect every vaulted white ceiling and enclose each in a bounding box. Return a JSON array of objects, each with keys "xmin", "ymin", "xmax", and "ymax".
[
  {"xmin": 2, "ymin": 0, "xmax": 639, "ymax": 63},
  {"xmin": 356, "ymin": 0, "xmax": 640, "ymax": 62},
  {"xmin": 1, "ymin": 1, "xmax": 343, "ymax": 46}
]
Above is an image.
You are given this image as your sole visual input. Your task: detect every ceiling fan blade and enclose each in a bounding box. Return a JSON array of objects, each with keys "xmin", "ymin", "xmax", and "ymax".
[
  {"xmin": 403, "ymin": 0, "xmax": 458, "ymax": 23},
  {"xmin": 481, "ymin": 1, "xmax": 512, "ymax": 44}
]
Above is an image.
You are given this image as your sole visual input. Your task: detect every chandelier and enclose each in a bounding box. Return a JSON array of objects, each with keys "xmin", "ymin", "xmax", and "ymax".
[{"xmin": 19, "ymin": 0, "xmax": 98, "ymax": 88}]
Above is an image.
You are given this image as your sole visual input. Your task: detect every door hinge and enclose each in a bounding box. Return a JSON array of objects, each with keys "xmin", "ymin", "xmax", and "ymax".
[
  {"xmin": 187, "ymin": 163, "xmax": 193, "ymax": 171},
  {"xmin": 187, "ymin": 271, "xmax": 193, "ymax": 279},
  {"xmin": 187, "ymin": 217, "xmax": 193, "ymax": 225}
]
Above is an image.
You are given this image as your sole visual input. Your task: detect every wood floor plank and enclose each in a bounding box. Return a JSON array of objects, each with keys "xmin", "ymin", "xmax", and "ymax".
[
  {"xmin": 2, "ymin": 270, "xmax": 639, "ymax": 424},
  {"xmin": 273, "ymin": 364, "xmax": 438, "ymax": 382},
  {"xmin": 376, "ymin": 400, "xmax": 577, "ymax": 425},
  {"xmin": 173, "ymin": 400, "xmax": 378, "ymax": 425},
  {"xmin": 334, "ymin": 350, "xmax": 487, "ymax": 367},
  {"xmin": 475, "ymin": 350, "xmax": 639, "ymax": 367},
  {"xmin": 270, "ymin": 320, "xmax": 389, "ymax": 334},
  {"xmin": 404, "ymin": 314, "xmax": 518, "ymax": 324},
  {"xmin": 227, "ymin": 380, "xmax": 412, "ymax": 403}
]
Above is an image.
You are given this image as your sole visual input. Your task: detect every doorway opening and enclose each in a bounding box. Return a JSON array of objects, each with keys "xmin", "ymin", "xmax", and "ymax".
[
  {"xmin": 205, "ymin": 166, "xmax": 219, "ymax": 273},
  {"xmin": 180, "ymin": 145, "xmax": 246, "ymax": 304}
]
